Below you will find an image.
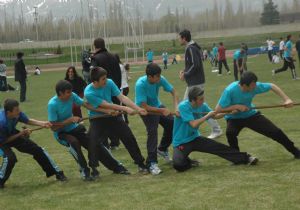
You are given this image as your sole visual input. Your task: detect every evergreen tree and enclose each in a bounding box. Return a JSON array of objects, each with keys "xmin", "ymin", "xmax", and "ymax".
[{"xmin": 260, "ymin": 0, "xmax": 280, "ymax": 25}]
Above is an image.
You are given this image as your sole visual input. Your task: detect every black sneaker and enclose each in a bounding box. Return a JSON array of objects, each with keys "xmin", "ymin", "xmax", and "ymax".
[
  {"xmin": 91, "ymin": 168, "xmax": 100, "ymax": 179},
  {"xmin": 0, "ymin": 183, "xmax": 4, "ymax": 189},
  {"xmin": 56, "ymin": 171, "xmax": 68, "ymax": 182},
  {"xmin": 81, "ymin": 168, "xmax": 94, "ymax": 181},
  {"xmin": 114, "ymin": 165, "xmax": 131, "ymax": 175}
]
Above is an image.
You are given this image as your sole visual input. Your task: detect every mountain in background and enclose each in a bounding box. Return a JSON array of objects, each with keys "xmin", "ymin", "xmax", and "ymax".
[{"xmin": 0, "ymin": 0, "xmax": 294, "ymax": 22}]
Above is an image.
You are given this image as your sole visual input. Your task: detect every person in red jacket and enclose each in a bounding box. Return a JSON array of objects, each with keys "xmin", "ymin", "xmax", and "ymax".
[{"xmin": 218, "ymin": 42, "xmax": 231, "ymax": 76}]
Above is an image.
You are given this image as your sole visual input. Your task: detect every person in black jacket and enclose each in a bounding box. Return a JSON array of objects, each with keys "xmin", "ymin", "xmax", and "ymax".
[
  {"xmin": 14, "ymin": 52, "xmax": 27, "ymax": 102},
  {"xmin": 90, "ymin": 38, "xmax": 121, "ymax": 149},
  {"xmin": 91, "ymin": 38, "xmax": 121, "ymax": 88},
  {"xmin": 178, "ymin": 29, "xmax": 222, "ymax": 140}
]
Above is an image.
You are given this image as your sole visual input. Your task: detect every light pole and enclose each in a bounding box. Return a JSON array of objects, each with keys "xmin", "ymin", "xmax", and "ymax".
[{"xmin": 33, "ymin": 6, "xmax": 39, "ymax": 41}]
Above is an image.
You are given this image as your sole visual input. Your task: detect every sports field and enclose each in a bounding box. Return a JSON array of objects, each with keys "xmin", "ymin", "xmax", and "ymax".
[{"xmin": 0, "ymin": 54, "xmax": 300, "ymax": 210}]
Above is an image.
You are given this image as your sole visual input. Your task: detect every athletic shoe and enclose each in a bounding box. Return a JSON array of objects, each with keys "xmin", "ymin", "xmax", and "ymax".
[
  {"xmin": 212, "ymin": 69, "xmax": 219, "ymax": 73},
  {"xmin": 207, "ymin": 130, "xmax": 223, "ymax": 139},
  {"xmin": 292, "ymin": 77, "xmax": 300, "ymax": 80},
  {"xmin": 138, "ymin": 163, "xmax": 149, "ymax": 174},
  {"xmin": 56, "ymin": 171, "xmax": 68, "ymax": 182},
  {"xmin": 294, "ymin": 150, "xmax": 300, "ymax": 159},
  {"xmin": 91, "ymin": 168, "xmax": 100, "ymax": 179},
  {"xmin": 248, "ymin": 156, "xmax": 259, "ymax": 165},
  {"xmin": 114, "ymin": 165, "xmax": 131, "ymax": 175},
  {"xmin": 157, "ymin": 149, "xmax": 172, "ymax": 163},
  {"xmin": 81, "ymin": 168, "xmax": 94, "ymax": 181},
  {"xmin": 272, "ymin": 70, "xmax": 275, "ymax": 76},
  {"xmin": 217, "ymin": 74, "xmax": 222, "ymax": 76},
  {"xmin": 0, "ymin": 183, "xmax": 4, "ymax": 189},
  {"xmin": 227, "ymin": 71, "xmax": 231, "ymax": 75},
  {"xmin": 149, "ymin": 162, "xmax": 162, "ymax": 175}
]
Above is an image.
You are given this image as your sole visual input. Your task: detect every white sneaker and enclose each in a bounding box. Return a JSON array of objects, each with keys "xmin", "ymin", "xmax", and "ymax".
[
  {"xmin": 227, "ymin": 71, "xmax": 231, "ymax": 75},
  {"xmin": 248, "ymin": 156, "xmax": 259, "ymax": 165},
  {"xmin": 272, "ymin": 70, "xmax": 275, "ymax": 76},
  {"xmin": 212, "ymin": 69, "xmax": 219, "ymax": 73},
  {"xmin": 293, "ymin": 77, "xmax": 300, "ymax": 80},
  {"xmin": 149, "ymin": 162, "xmax": 162, "ymax": 175},
  {"xmin": 207, "ymin": 130, "xmax": 223, "ymax": 139}
]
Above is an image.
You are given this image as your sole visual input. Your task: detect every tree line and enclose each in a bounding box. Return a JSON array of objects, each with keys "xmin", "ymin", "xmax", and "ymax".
[{"xmin": 0, "ymin": 0, "xmax": 300, "ymax": 43}]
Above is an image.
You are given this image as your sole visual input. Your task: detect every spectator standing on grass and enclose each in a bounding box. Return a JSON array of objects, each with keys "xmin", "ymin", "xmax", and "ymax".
[
  {"xmin": 178, "ymin": 29, "xmax": 222, "ymax": 139},
  {"xmin": 162, "ymin": 51, "xmax": 169, "ymax": 69},
  {"xmin": 64, "ymin": 66, "xmax": 87, "ymax": 118},
  {"xmin": 212, "ymin": 43, "xmax": 218, "ymax": 70},
  {"xmin": 0, "ymin": 59, "xmax": 15, "ymax": 92},
  {"xmin": 217, "ymin": 42, "xmax": 230, "ymax": 76},
  {"xmin": 241, "ymin": 43, "xmax": 248, "ymax": 71},
  {"xmin": 14, "ymin": 52, "xmax": 27, "ymax": 102},
  {"xmin": 266, "ymin": 38, "xmax": 275, "ymax": 62},
  {"xmin": 146, "ymin": 49, "xmax": 154, "ymax": 63}
]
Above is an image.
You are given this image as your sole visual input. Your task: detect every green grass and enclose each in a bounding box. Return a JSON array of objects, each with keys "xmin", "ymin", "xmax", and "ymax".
[{"xmin": 0, "ymin": 55, "xmax": 300, "ymax": 210}]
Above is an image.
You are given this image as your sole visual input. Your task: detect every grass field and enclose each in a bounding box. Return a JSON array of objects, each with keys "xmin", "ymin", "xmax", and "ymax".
[{"xmin": 0, "ymin": 54, "xmax": 300, "ymax": 210}]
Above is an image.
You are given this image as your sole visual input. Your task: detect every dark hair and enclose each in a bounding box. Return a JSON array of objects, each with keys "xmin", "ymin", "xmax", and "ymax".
[
  {"xmin": 188, "ymin": 87, "xmax": 204, "ymax": 102},
  {"xmin": 287, "ymin": 34, "xmax": 292, "ymax": 41},
  {"xmin": 146, "ymin": 63, "xmax": 161, "ymax": 76},
  {"xmin": 0, "ymin": 59, "xmax": 3, "ymax": 64},
  {"xmin": 114, "ymin": 54, "xmax": 122, "ymax": 64},
  {"xmin": 16, "ymin": 52, "xmax": 24, "ymax": 58},
  {"xmin": 55, "ymin": 80, "xmax": 73, "ymax": 96},
  {"xmin": 179, "ymin": 29, "xmax": 191, "ymax": 42},
  {"xmin": 4, "ymin": 99, "xmax": 19, "ymax": 113},
  {"xmin": 124, "ymin": 63, "xmax": 130, "ymax": 71},
  {"xmin": 280, "ymin": 37, "xmax": 283, "ymax": 40},
  {"xmin": 94, "ymin": 38, "xmax": 105, "ymax": 49},
  {"xmin": 65, "ymin": 66, "xmax": 80, "ymax": 80},
  {"xmin": 90, "ymin": 67, "xmax": 107, "ymax": 82},
  {"xmin": 219, "ymin": 42, "xmax": 223, "ymax": 46},
  {"xmin": 240, "ymin": 71, "xmax": 258, "ymax": 86}
]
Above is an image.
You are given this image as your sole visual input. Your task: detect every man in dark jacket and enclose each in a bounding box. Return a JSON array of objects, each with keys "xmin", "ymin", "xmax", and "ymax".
[
  {"xmin": 178, "ymin": 29, "xmax": 222, "ymax": 139},
  {"xmin": 90, "ymin": 38, "xmax": 122, "ymax": 149},
  {"xmin": 14, "ymin": 52, "xmax": 27, "ymax": 102},
  {"xmin": 91, "ymin": 38, "xmax": 121, "ymax": 88}
]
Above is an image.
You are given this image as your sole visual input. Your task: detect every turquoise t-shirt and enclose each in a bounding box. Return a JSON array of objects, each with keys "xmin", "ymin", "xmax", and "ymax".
[
  {"xmin": 233, "ymin": 50, "xmax": 244, "ymax": 60},
  {"xmin": 218, "ymin": 81, "xmax": 272, "ymax": 120},
  {"xmin": 84, "ymin": 79, "xmax": 121, "ymax": 117},
  {"xmin": 135, "ymin": 75, "xmax": 173, "ymax": 108},
  {"xmin": 212, "ymin": 47, "xmax": 218, "ymax": 56},
  {"xmin": 146, "ymin": 51, "xmax": 154, "ymax": 61},
  {"xmin": 48, "ymin": 92, "xmax": 83, "ymax": 135},
  {"xmin": 172, "ymin": 100, "xmax": 212, "ymax": 147},
  {"xmin": 284, "ymin": 40, "xmax": 292, "ymax": 58}
]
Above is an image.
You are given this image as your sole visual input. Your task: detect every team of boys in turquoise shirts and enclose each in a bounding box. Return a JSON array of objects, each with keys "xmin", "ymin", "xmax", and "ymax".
[{"xmin": 1, "ymin": 62, "xmax": 299, "ymax": 188}]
